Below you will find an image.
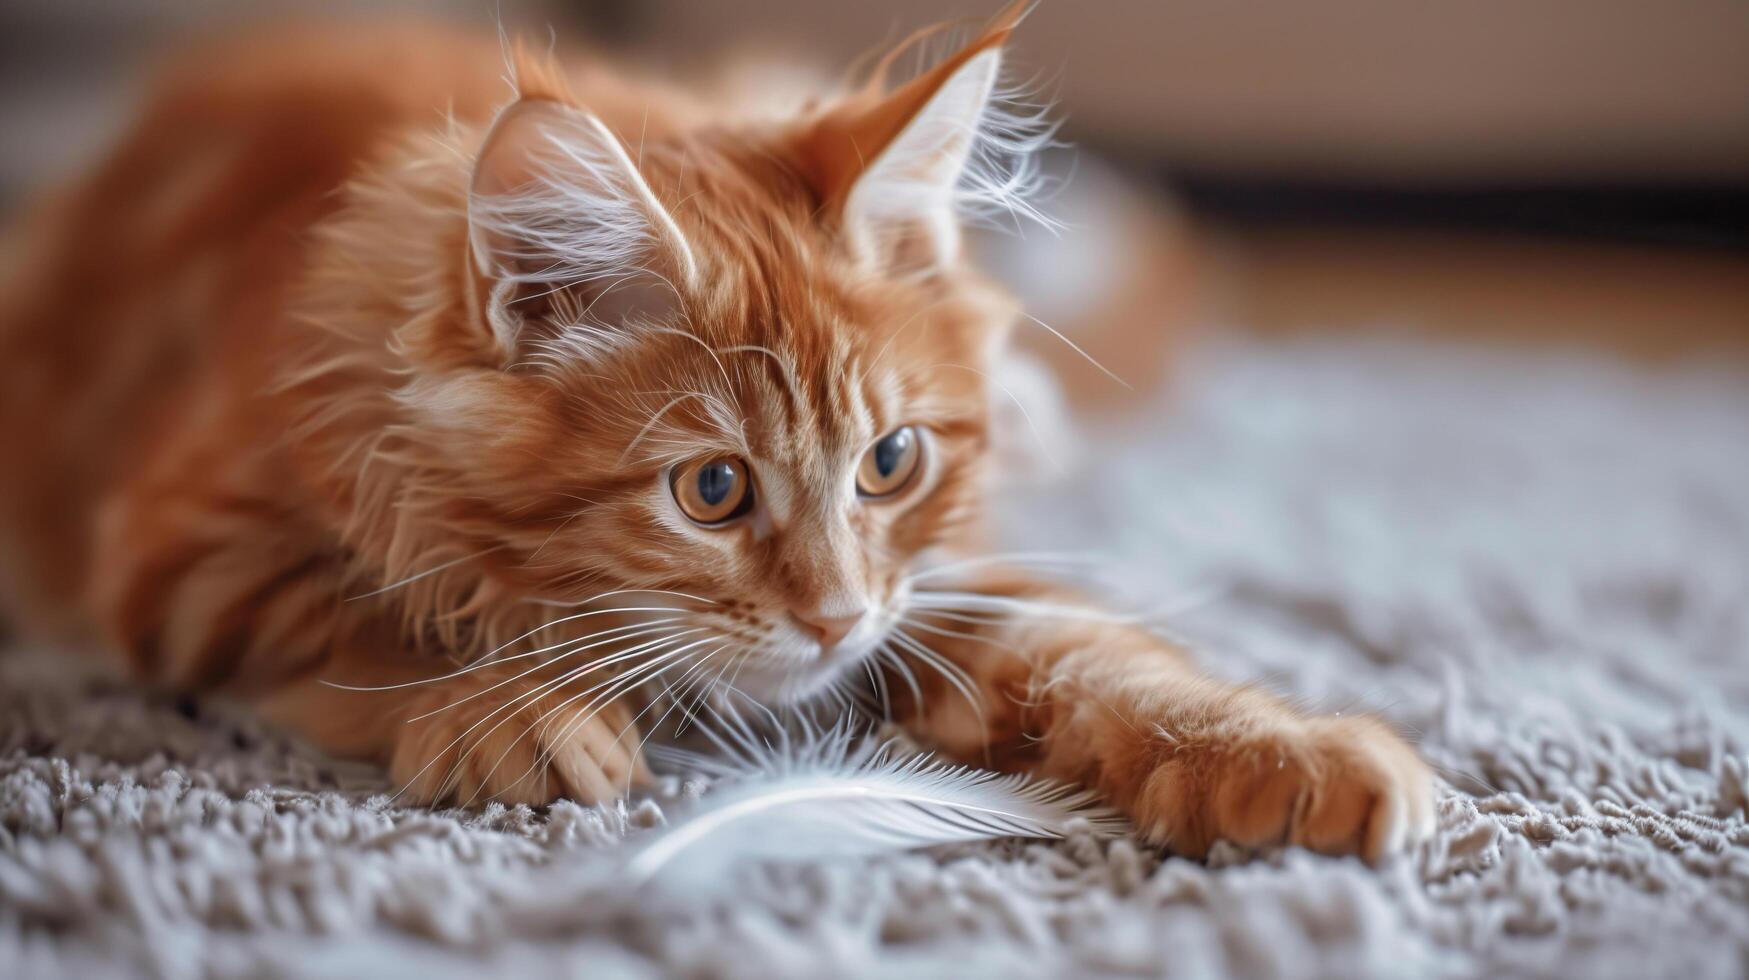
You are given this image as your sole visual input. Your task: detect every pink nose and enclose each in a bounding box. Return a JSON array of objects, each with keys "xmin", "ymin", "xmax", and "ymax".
[{"xmin": 790, "ymin": 609, "xmax": 863, "ymax": 652}]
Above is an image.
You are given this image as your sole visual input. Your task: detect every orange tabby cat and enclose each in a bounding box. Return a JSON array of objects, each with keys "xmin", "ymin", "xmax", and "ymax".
[{"xmin": 0, "ymin": 7, "xmax": 1433, "ymax": 860}]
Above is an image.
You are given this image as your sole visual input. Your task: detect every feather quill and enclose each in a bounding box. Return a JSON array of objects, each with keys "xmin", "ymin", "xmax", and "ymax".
[{"xmin": 623, "ymin": 719, "xmax": 1125, "ymax": 894}]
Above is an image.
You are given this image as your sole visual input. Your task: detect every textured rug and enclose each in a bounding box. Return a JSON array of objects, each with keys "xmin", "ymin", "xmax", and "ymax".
[{"xmin": 2, "ymin": 338, "xmax": 1746, "ymax": 979}]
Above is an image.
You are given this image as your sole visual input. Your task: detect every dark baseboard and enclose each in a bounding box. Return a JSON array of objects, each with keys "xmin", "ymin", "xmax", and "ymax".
[{"xmin": 1163, "ymin": 172, "xmax": 1749, "ymax": 252}]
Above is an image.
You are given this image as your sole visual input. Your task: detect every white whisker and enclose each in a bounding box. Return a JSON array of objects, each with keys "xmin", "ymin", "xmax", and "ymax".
[
  {"xmin": 672, "ymin": 645, "xmax": 737, "ymax": 738},
  {"xmin": 450, "ymin": 637, "xmax": 705, "ymax": 805},
  {"xmin": 392, "ymin": 629, "xmax": 697, "ymax": 802},
  {"xmin": 906, "ymin": 550, "xmax": 1103, "ymax": 582},
  {"xmin": 470, "ymin": 587, "xmax": 710, "ymax": 657},
  {"xmin": 618, "ymin": 392, "xmax": 713, "ymax": 466},
  {"xmin": 617, "ymin": 646, "xmax": 728, "ymax": 785},
  {"xmin": 879, "ymin": 646, "xmax": 925, "ymax": 711},
  {"xmin": 900, "ymin": 615, "xmax": 1011, "ymax": 651},
  {"xmin": 403, "ymin": 620, "xmax": 691, "ymax": 722},
  {"xmin": 909, "ymin": 590, "xmax": 1135, "ymax": 624},
  {"xmin": 902, "ymin": 607, "xmax": 1007, "ymax": 628},
  {"xmin": 1018, "ymin": 311, "xmax": 1130, "ymax": 391},
  {"xmin": 345, "ymin": 546, "xmax": 506, "ymax": 601},
  {"xmin": 327, "ymin": 614, "xmax": 683, "ymax": 693},
  {"xmin": 514, "ymin": 636, "xmax": 722, "ymax": 790},
  {"xmin": 890, "ymin": 627, "xmax": 984, "ymax": 722},
  {"xmin": 518, "ymin": 587, "xmax": 716, "ymax": 609},
  {"xmin": 931, "ymin": 362, "xmax": 1061, "ymax": 472},
  {"xmin": 863, "ymin": 656, "xmax": 892, "ymax": 721}
]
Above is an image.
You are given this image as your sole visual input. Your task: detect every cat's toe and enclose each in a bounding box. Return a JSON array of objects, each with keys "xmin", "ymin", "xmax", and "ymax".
[
  {"xmin": 543, "ymin": 705, "xmax": 649, "ymax": 802},
  {"xmin": 1295, "ymin": 717, "xmax": 1435, "ymax": 863},
  {"xmin": 1143, "ymin": 715, "xmax": 1435, "ymax": 863},
  {"xmin": 390, "ymin": 678, "xmax": 649, "ymax": 807}
]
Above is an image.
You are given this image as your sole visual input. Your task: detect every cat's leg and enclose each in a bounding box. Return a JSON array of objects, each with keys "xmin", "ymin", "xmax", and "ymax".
[
  {"xmin": 259, "ymin": 653, "xmax": 654, "ymax": 806},
  {"xmin": 90, "ymin": 475, "xmax": 651, "ymax": 806},
  {"xmin": 890, "ymin": 571, "xmax": 1435, "ymax": 861}
]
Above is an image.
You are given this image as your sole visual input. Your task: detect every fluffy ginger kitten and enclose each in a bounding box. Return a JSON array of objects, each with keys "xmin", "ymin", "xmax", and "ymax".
[{"xmin": 0, "ymin": 7, "xmax": 1433, "ymax": 860}]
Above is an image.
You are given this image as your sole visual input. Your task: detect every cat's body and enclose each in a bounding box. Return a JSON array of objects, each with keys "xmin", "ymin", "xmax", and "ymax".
[{"xmin": 0, "ymin": 11, "xmax": 1433, "ymax": 860}]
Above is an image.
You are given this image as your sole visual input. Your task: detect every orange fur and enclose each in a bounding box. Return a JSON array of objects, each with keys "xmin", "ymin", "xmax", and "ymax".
[{"xmin": 0, "ymin": 11, "xmax": 1430, "ymax": 858}]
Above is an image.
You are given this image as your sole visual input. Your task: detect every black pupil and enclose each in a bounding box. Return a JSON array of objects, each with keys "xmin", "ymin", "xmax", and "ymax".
[
  {"xmin": 874, "ymin": 428, "xmax": 912, "ymax": 477},
  {"xmin": 696, "ymin": 463, "xmax": 736, "ymax": 507}
]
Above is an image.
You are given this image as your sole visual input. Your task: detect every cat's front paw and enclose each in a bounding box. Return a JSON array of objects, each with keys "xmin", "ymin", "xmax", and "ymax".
[
  {"xmin": 1135, "ymin": 715, "xmax": 1436, "ymax": 863},
  {"xmin": 388, "ymin": 673, "xmax": 650, "ymax": 807}
]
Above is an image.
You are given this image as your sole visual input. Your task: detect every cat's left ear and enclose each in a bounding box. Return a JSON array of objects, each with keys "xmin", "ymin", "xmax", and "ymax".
[
  {"xmin": 466, "ymin": 97, "xmax": 698, "ymax": 365},
  {"xmin": 794, "ymin": 2, "xmax": 1044, "ymax": 272}
]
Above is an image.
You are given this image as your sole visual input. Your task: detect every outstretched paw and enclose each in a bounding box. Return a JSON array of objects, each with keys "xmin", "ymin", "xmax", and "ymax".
[{"xmin": 1136, "ymin": 715, "xmax": 1436, "ymax": 862}]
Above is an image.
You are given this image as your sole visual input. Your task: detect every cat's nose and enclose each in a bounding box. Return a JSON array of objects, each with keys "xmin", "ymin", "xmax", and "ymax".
[{"xmin": 789, "ymin": 608, "xmax": 864, "ymax": 652}]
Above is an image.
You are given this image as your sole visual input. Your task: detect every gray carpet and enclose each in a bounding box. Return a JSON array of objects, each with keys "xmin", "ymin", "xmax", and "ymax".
[{"xmin": 3, "ymin": 338, "xmax": 1746, "ymax": 979}]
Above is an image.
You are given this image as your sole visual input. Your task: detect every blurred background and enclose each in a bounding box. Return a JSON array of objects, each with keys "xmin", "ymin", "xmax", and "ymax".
[{"xmin": 2, "ymin": 0, "xmax": 1745, "ymax": 402}]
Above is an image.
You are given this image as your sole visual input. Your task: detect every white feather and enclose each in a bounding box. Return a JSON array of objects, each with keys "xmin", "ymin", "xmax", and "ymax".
[{"xmin": 623, "ymin": 721, "xmax": 1124, "ymax": 894}]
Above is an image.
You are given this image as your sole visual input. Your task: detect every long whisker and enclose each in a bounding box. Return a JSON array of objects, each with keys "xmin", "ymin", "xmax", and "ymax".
[
  {"xmin": 712, "ymin": 675, "xmax": 781, "ymax": 733},
  {"xmin": 512, "ymin": 636, "xmax": 722, "ymax": 791},
  {"xmin": 909, "ymin": 590, "xmax": 1137, "ymax": 624},
  {"xmin": 878, "ymin": 645, "xmax": 925, "ymax": 712},
  {"xmin": 530, "ymin": 634, "xmax": 722, "ymax": 762},
  {"xmin": 643, "ymin": 325, "xmax": 735, "ymax": 391},
  {"xmin": 449, "ymin": 636, "xmax": 707, "ymax": 806},
  {"xmin": 1018, "ymin": 311, "xmax": 1131, "ymax": 391},
  {"xmin": 618, "ymin": 392, "xmax": 710, "ymax": 465},
  {"xmin": 519, "ymin": 587, "xmax": 715, "ymax": 608},
  {"xmin": 325, "ymin": 613, "xmax": 683, "ymax": 692},
  {"xmin": 670, "ymin": 645, "xmax": 737, "ymax": 738},
  {"xmin": 889, "ymin": 627, "xmax": 985, "ymax": 722},
  {"xmin": 900, "ymin": 615, "xmax": 1014, "ymax": 651},
  {"xmin": 613, "ymin": 645, "xmax": 729, "ymax": 791},
  {"xmin": 685, "ymin": 691, "xmax": 778, "ymax": 763},
  {"xmin": 718, "ymin": 641, "xmax": 763, "ymax": 710},
  {"xmin": 392, "ymin": 629, "xmax": 697, "ymax": 802},
  {"xmin": 403, "ymin": 620, "xmax": 689, "ymax": 722},
  {"xmin": 863, "ymin": 655, "xmax": 892, "ymax": 721},
  {"xmin": 408, "ymin": 632, "xmax": 696, "ymax": 806},
  {"xmin": 720, "ymin": 344, "xmax": 803, "ymax": 409},
  {"xmin": 905, "ymin": 550, "xmax": 1104, "ymax": 582},
  {"xmin": 902, "ymin": 607, "xmax": 1008, "ymax": 628},
  {"xmin": 643, "ymin": 650, "xmax": 721, "ymax": 739},
  {"xmin": 469, "ymin": 587, "xmax": 709, "ymax": 658},
  {"xmin": 931, "ymin": 362, "xmax": 1061, "ymax": 472},
  {"xmin": 344, "ymin": 546, "xmax": 507, "ymax": 601}
]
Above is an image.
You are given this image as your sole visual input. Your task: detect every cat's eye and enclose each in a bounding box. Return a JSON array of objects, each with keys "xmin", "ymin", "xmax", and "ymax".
[
  {"xmin": 671, "ymin": 457, "xmax": 754, "ymax": 525},
  {"xmin": 857, "ymin": 425, "xmax": 923, "ymax": 498}
]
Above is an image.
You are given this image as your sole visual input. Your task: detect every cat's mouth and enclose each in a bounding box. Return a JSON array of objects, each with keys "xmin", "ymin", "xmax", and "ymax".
[
  {"xmin": 653, "ymin": 592, "xmax": 912, "ymax": 709},
  {"xmin": 726, "ymin": 627, "xmax": 892, "ymax": 707}
]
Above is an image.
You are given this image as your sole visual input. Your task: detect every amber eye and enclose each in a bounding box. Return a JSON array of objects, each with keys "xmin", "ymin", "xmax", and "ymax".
[
  {"xmin": 857, "ymin": 425, "xmax": 923, "ymax": 498},
  {"xmin": 671, "ymin": 457, "xmax": 754, "ymax": 525}
]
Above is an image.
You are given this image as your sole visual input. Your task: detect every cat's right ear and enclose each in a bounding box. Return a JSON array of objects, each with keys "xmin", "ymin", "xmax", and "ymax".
[
  {"xmin": 790, "ymin": 1, "xmax": 1044, "ymax": 275},
  {"xmin": 466, "ymin": 99, "xmax": 697, "ymax": 366}
]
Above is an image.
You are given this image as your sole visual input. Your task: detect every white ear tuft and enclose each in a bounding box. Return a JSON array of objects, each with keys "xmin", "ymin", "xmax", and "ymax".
[
  {"xmin": 842, "ymin": 50, "xmax": 1057, "ymax": 270},
  {"xmin": 467, "ymin": 100, "xmax": 697, "ymax": 363}
]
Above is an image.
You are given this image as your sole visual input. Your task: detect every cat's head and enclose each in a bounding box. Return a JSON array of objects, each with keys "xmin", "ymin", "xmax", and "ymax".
[{"xmin": 312, "ymin": 6, "xmax": 1052, "ymax": 704}]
